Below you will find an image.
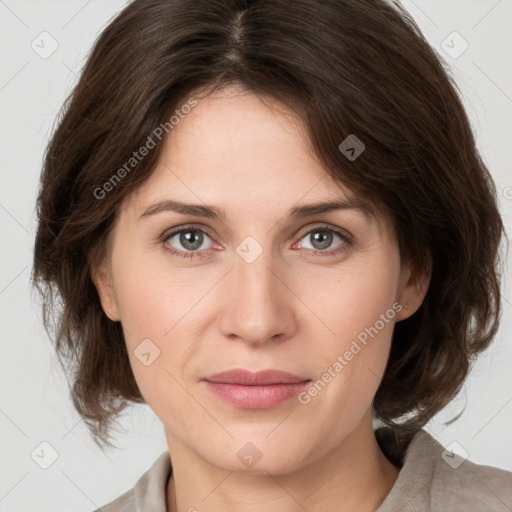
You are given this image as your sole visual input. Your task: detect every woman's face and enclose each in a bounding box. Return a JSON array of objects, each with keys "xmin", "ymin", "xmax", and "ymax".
[{"xmin": 94, "ymin": 86, "xmax": 427, "ymax": 474}]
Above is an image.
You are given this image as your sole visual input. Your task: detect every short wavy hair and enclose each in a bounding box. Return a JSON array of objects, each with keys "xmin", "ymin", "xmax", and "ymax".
[{"xmin": 32, "ymin": 0, "xmax": 506, "ymax": 450}]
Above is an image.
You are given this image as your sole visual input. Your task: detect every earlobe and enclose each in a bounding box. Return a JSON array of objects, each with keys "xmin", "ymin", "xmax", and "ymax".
[
  {"xmin": 91, "ymin": 261, "xmax": 121, "ymax": 322},
  {"xmin": 396, "ymin": 254, "xmax": 432, "ymax": 321}
]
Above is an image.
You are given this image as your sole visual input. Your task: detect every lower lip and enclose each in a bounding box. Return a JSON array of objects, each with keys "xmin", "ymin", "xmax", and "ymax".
[{"xmin": 203, "ymin": 381, "xmax": 310, "ymax": 409}]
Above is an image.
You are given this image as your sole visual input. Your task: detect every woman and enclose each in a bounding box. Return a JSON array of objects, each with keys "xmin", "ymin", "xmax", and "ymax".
[{"xmin": 32, "ymin": 0, "xmax": 512, "ymax": 510}]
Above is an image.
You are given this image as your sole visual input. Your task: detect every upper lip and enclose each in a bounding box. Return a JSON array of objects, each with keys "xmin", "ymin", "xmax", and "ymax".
[{"xmin": 202, "ymin": 369, "xmax": 310, "ymax": 385}]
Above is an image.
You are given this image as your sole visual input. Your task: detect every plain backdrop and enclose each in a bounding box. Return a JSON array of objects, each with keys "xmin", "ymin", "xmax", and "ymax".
[{"xmin": 1, "ymin": 0, "xmax": 511, "ymax": 510}]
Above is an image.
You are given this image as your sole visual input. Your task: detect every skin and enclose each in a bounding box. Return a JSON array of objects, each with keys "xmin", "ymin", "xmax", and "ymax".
[{"xmin": 93, "ymin": 85, "xmax": 431, "ymax": 512}]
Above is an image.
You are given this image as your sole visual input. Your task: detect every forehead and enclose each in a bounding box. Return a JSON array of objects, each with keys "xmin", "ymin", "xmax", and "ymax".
[
  {"xmin": 119, "ymin": 86, "xmax": 391, "ymax": 235},
  {"xmin": 130, "ymin": 88, "xmax": 333, "ymax": 202},
  {"xmin": 165, "ymin": 87, "xmax": 316, "ymax": 177}
]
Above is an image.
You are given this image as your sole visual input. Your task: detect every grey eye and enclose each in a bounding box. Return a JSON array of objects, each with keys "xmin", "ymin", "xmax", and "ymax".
[{"xmin": 166, "ymin": 229, "xmax": 212, "ymax": 252}]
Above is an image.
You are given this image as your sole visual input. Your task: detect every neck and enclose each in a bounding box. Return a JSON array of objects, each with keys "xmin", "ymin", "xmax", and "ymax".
[{"xmin": 165, "ymin": 412, "xmax": 400, "ymax": 512}]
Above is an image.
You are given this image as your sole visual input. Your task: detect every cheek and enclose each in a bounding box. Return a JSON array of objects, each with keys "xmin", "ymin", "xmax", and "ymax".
[
  {"xmin": 114, "ymin": 271, "xmax": 191, "ymax": 416},
  {"xmin": 297, "ymin": 257, "xmax": 400, "ymax": 406},
  {"xmin": 111, "ymin": 247, "xmax": 192, "ymax": 341},
  {"xmin": 109, "ymin": 249, "xmax": 214, "ymax": 405},
  {"xmin": 303, "ymin": 253, "xmax": 400, "ymax": 344}
]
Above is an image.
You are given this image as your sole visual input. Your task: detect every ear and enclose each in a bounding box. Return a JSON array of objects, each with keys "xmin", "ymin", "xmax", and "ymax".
[
  {"xmin": 91, "ymin": 259, "xmax": 121, "ymax": 322},
  {"xmin": 395, "ymin": 252, "xmax": 432, "ymax": 322}
]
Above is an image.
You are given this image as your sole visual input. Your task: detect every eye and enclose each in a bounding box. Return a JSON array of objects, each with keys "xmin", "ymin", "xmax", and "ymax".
[
  {"xmin": 295, "ymin": 225, "xmax": 352, "ymax": 257},
  {"xmin": 162, "ymin": 226, "xmax": 215, "ymax": 259},
  {"xmin": 160, "ymin": 224, "xmax": 352, "ymax": 260}
]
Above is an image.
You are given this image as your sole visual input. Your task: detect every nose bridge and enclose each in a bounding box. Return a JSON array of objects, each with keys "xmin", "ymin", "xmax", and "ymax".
[
  {"xmin": 218, "ymin": 235, "xmax": 293, "ymax": 344},
  {"xmin": 235, "ymin": 238, "xmax": 281, "ymax": 310},
  {"xmin": 233, "ymin": 232, "xmax": 278, "ymax": 292}
]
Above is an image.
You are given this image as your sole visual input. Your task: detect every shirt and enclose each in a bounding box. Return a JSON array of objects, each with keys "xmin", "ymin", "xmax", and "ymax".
[{"xmin": 93, "ymin": 428, "xmax": 512, "ymax": 511}]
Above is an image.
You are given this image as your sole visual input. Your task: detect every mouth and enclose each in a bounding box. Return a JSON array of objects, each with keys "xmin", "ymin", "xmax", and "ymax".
[{"xmin": 201, "ymin": 369, "xmax": 311, "ymax": 409}]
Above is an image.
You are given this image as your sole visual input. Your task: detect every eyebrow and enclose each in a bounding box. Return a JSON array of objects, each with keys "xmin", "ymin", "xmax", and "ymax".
[{"xmin": 139, "ymin": 197, "xmax": 376, "ymax": 221}]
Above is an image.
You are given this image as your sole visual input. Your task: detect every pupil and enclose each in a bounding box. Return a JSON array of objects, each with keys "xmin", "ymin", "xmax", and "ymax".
[
  {"xmin": 312, "ymin": 230, "xmax": 332, "ymax": 250},
  {"xmin": 181, "ymin": 230, "xmax": 202, "ymax": 250}
]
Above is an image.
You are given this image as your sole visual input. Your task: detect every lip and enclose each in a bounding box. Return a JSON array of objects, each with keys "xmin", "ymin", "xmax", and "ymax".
[
  {"xmin": 203, "ymin": 369, "xmax": 310, "ymax": 385},
  {"xmin": 201, "ymin": 369, "xmax": 311, "ymax": 409}
]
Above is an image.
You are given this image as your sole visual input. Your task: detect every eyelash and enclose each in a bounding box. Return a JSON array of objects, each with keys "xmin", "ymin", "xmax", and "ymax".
[{"xmin": 159, "ymin": 224, "xmax": 353, "ymax": 260}]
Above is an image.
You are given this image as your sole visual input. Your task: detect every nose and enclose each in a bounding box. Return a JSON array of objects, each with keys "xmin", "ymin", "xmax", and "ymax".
[{"xmin": 218, "ymin": 248, "xmax": 297, "ymax": 346}]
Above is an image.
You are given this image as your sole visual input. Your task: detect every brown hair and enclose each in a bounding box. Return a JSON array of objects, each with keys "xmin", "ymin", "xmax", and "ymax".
[{"xmin": 32, "ymin": 0, "xmax": 506, "ymax": 450}]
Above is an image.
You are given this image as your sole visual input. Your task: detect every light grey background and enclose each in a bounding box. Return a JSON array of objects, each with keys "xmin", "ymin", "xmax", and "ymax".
[{"xmin": 1, "ymin": 0, "xmax": 511, "ymax": 510}]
